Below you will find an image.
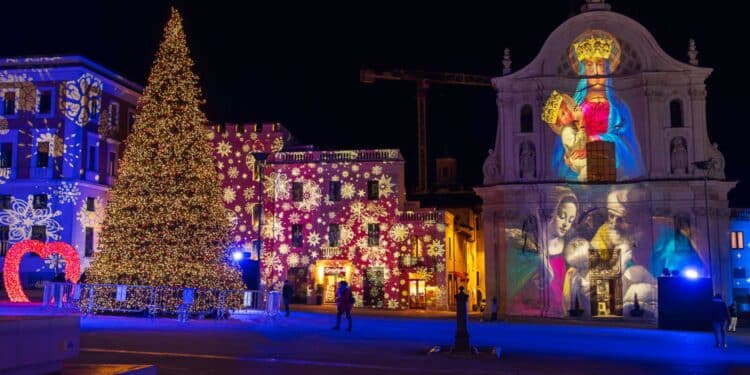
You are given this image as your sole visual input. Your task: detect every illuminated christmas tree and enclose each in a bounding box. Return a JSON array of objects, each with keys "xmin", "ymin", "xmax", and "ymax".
[{"xmin": 88, "ymin": 8, "xmax": 243, "ymax": 293}]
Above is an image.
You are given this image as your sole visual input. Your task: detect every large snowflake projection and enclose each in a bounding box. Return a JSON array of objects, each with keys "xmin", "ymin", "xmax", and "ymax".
[
  {"xmin": 264, "ymin": 172, "xmax": 290, "ymax": 200},
  {"xmin": 306, "ymin": 231, "xmax": 321, "ymax": 247},
  {"xmin": 378, "ymin": 175, "xmax": 395, "ymax": 198},
  {"xmin": 65, "ymin": 73, "xmax": 103, "ymax": 126},
  {"xmin": 271, "ymin": 137, "xmax": 284, "ymax": 152},
  {"xmin": 223, "ymin": 186, "xmax": 237, "ymax": 203},
  {"xmin": 388, "ymin": 223, "xmax": 410, "ymax": 242},
  {"xmin": 76, "ymin": 197, "xmax": 106, "ymax": 232},
  {"xmin": 414, "ymin": 266, "xmax": 434, "ymax": 282},
  {"xmin": 0, "ymin": 195, "xmax": 63, "ymax": 242},
  {"xmin": 261, "ymin": 217, "xmax": 285, "ymax": 242},
  {"xmin": 216, "ymin": 141, "xmax": 232, "ymax": 157},
  {"xmin": 427, "ymin": 239, "xmax": 446, "ymax": 257},
  {"xmin": 293, "ymin": 180, "xmax": 322, "ymax": 212},
  {"xmin": 18, "ymin": 119, "xmax": 80, "ymax": 173}
]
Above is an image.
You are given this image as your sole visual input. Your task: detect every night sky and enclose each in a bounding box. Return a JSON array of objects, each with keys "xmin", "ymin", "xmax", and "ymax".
[{"xmin": 7, "ymin": 1, "xmax": 747, "ymax": 205}]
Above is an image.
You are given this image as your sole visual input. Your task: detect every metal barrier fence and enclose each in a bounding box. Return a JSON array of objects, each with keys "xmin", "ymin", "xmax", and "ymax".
[{"xmin": 41, "ymin": 282, "xmax": 275, "ymax": 321}]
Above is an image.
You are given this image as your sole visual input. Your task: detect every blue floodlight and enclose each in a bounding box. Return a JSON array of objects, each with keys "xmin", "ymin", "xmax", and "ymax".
[
  {"xmin": 232, "ymin": 251, "xmax": 244, "ymax": 261},
  {"xmin": 684, "ymin": 268, "xmax": 699, "ymax": 279}
]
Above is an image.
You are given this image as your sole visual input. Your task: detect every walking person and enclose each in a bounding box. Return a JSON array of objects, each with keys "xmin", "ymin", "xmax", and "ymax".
[
  {"xmin": 711, "ymin": 293, "xmax": 730, "ymax": 348},
  {"xmin": 728, "ymin": 301, "xmax": 738, "ymax": 333},
  {"xmin": 333, "ymin": 280, "xmax": 353, "ymax": 331},
  {"xmin": 282, "ymin": 280, "xmax": 293, "ymax": 317}
]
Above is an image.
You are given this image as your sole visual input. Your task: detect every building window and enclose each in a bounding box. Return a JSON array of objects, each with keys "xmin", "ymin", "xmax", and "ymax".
[
  {"xmin": 85, "ymin": 227, "xmax": 94, "ymax": 257},
  {"xmin": 670, "ymin": 99, "xmax": 683, "ymax": 127},
  {"xmin": 31, "ymin": 225, "xmax": 46, "ymax": 242},
  {"xmin": 329, "ymin": 181, "xmax": 341, "ymax": 202},
  {"xmin": 33, "ymin": 194, "xmax": 47, "ymax": 209},
  {"xmin": 38, "ymin": 90, "xmax": 52, "ymax": 115},
  {"xmin": 367, "ymin": 223, "xmax": 379, "ymax": 246},
  {"xmin": 88, "ymin": 146, "xmax": 97, "ymax": 171},
  {"xmin": 292, "ymin": 224, "xmax": 303, "ymax": 247},
  {"xmin": 3, "ymin": 91, "xmax": 16, "ymax": 115},
  {"xmin": 0, "ymin": 225, "xmax": 8, "ymax": 256},
  {"xmin": 86, "ymin": 197, "xmax": 95, "ymax": 212},
  {"xmin": 292, "ymin": 182, "xmax": 303, "ymax": 202},
  {"xmin": 410, "ymin": 236, "xmax": 423, "ymax": 258},
  {"xmin": 237, "ymin": 123, "xmax": 245, "ymax": 134},
  {"xmin": 329, "ymin": 224, "xmax": 340, "ymax": 246},
  {"xmin": 0, "ymin": 195, "xmax": 10, "ymax": 210},
  {"xmin": 0, "ymin": 143, "xmax": 12, "ymax": 168},
  {"xmin": 108, "ymin": 152, "xmax": 117, "ymax": 177},
  {"xmin": 586, "ymin": 141, "xmax": 616, "ymax": 182},
  {"xmin": 731, "ymin": 231, "xmax": 744, "ymax": 249},
  {"xmin": 37, "ymin": 142, "xmax": 50, "ymax": 168},
  {"xmin": 367, "ymin": 180, "xmax": 379, "ymax": 200},
  {"xmin": 734, "ymin": 267, "xmax": 747, "ymax": 279},
  {"xmin": 109, "ymin": 102, "xmax": 120, "ymax": 127},
  {"xmin": 520, "ymin": 105, "xmax": 533, "ymax": 133},
  {"xmin": 254, "ymin": 123, "xmax": 262, "ymax": 132}
]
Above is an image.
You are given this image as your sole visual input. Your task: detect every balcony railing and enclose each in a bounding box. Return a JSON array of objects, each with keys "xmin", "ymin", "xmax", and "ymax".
[
  {"xmin": 272, "ymin": 149, "xmax": 402, "ymax": 163},
  {"xmin": 31, "ymin": 167, "xmax": 52, "ymax": 179},
  {"xmin": 398, "ymin": 210, "xmax": 444, "ymax": 223},
  {"xmin": 321, "ymin": 246, "xmax": 343, "ymax": 259}
]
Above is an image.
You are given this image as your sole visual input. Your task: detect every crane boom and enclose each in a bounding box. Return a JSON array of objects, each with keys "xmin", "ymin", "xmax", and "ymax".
[{"xmin": 360, "ymin": 68, "xmax": 493, "ymax": 194}]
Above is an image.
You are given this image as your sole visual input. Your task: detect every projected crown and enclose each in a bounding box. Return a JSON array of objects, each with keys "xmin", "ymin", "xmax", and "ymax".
[
  {"xmin": 573, "ymin": 36, "xmax": 614, "ymax": 61},
  {"xmin": 541, "ymin": 90, "xmax": 564, "ymax": 125}
]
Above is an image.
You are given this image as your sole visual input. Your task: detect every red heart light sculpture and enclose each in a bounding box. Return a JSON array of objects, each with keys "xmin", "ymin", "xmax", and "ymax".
[{"xmin": 2, "ymin": 240, "xmax": 81, "ymax": 302}]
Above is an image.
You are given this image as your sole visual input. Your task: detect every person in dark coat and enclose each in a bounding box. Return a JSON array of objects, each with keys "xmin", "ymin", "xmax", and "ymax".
[
  {"xmin": 333, "ymin": 280, "xmax": 353, "ymax": 331},
  {"xmin": 711, "ymin": 293, "xmax": 730, "ymax": 348},
  {"xmin": 728, "ymin": 301, "xmax": 738, "ymax": 333},
  {"xmin": 491, "ymin": 296, "xmax": 498, "ymax": 321},
  {"xmin": 282, "ymin": 280, "xmax": 293, "ymax": 317}
]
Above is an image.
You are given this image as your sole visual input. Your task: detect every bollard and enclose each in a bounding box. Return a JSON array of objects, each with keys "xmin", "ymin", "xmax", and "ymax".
[{"xmin": 454, "ymin": 286, "xmax": 470, "ymax": 352}]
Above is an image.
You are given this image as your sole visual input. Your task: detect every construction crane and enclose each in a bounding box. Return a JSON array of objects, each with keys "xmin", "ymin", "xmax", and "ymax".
[{"xmin": 360, "ymin": 69, "xmax": 493, "ymax": 194}]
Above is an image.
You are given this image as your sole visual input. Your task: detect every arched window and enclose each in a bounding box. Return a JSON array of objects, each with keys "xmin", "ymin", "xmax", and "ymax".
[
  {"xmin": 520, "ymin": 105, "xmax": 533, "ymax": 133},
  {"xmin": 670, "ymin": 100, "xmax": 683, "ymax": 127}
]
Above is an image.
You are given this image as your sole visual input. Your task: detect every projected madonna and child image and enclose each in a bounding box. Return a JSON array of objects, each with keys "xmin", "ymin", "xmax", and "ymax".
[
  {"xmin": 541, "ymin": 30, "xmax": 645, "ymax": 182},
  {"xmin": 505, "ymin": 31, "xmax": 707, "ymax": 319}
]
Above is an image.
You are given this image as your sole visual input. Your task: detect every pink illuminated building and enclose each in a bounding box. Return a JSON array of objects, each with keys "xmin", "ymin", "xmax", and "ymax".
[{"xmin": 210, "ymin": 122, "xmax": 450, "ymax": 310}]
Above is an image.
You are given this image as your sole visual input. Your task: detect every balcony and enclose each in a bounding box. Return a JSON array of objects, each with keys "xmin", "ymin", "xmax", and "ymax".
[
  {"xmin": 321, "ymin": 246, "xmax": 343, "ymax": 259},
  {"xmin": 398, "ymin": 210, "xmax": 444, "ymax": 223}
]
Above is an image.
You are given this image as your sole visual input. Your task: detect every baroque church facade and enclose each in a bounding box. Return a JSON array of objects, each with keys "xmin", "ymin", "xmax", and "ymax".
[{"xmin": 477, "ymin": 2, "xmax": 734, "ymax": 320}]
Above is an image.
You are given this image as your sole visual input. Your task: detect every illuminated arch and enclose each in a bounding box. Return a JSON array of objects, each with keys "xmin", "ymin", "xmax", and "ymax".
[{"xmin": 2, "ymin": 240, "xmax": 81, "ymax": 302}]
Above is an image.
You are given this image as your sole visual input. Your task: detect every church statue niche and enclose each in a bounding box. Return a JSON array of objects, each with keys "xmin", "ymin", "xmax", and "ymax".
[
  {"xmin": 483, "ymin": 148, "xmax": 500, "ymax": 184},
  {"xmin": 519, "ymin": 141, "xmax": 536, "ymax": 178},
  {"xmin": 670, "ymin": 137, "xmax": 688, "ymax": 174}
]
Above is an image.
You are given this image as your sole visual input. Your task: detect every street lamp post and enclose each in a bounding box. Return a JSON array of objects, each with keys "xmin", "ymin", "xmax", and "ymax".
[
  {"xmin": 252, "ymin": 152, "xmax": 268, "ymax": 290},
  {"xmin": 692, "ymin": 159, "xmax": 714, "ymax": 280}
]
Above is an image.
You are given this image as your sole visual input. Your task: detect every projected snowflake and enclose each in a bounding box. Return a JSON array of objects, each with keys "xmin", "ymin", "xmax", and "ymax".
[
  {"xmin": 0, "ymin": 195, "xmax": 63, "ymax": 242},
  {"xmin": 49, "ymin": 182, "xmax": 81, "ymax": 205},
  {"xmin": 65, "ymin": 73, "xmax": 103, "ymax": 126}
]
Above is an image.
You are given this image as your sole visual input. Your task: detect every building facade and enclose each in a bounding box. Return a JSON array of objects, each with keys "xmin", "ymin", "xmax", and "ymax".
[
  {"xmin": 211, "ymin": 123, "xmax": 455, "ymax": 309},
  {"xmin": 0, "ymin": 56, "xmax": 140, "ymax": 281},
  {"xmin": 729, "ymin": 209, "xmax": 750, "ymax": 317},
  {"xmin": 477, "ymin": 4, "xmax": 735, "ymax": 321}
]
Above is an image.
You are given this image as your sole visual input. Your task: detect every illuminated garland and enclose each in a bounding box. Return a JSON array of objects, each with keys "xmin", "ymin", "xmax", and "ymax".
[{"xmin": 2, "ymin": 240, "xmax": 80, "ymax": 302}]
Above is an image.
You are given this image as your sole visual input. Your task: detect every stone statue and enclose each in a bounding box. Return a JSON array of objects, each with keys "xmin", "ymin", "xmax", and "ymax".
[
  {"xmin": 482, "ymin": 148, "xmax": 499, "ymax": 184},
  {"xmin": 670, "ymin": 137, "xmax": 688, "ymax": 174},
  {"xmin": 519, "ymin": 142, "xmax": 536, "ymax": 178},
  {"xmin": 707, "ymin": 142, "xmax": 726, "ymax": 180}
]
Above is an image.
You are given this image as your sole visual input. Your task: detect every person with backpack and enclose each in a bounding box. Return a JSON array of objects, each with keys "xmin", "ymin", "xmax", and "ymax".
[{"xmin": 333, "ymin": 280, "xmax": 353, "ymax": 331}]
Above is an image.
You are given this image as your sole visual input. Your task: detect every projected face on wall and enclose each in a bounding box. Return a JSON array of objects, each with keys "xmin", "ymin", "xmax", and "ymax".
[
  {"xmin": 541, "ymin": 30, "xmax": 645, "ymax": 182},
  {"xmin": 505, "ymin": 186, "xmax": 707, "ymax": 319}
]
